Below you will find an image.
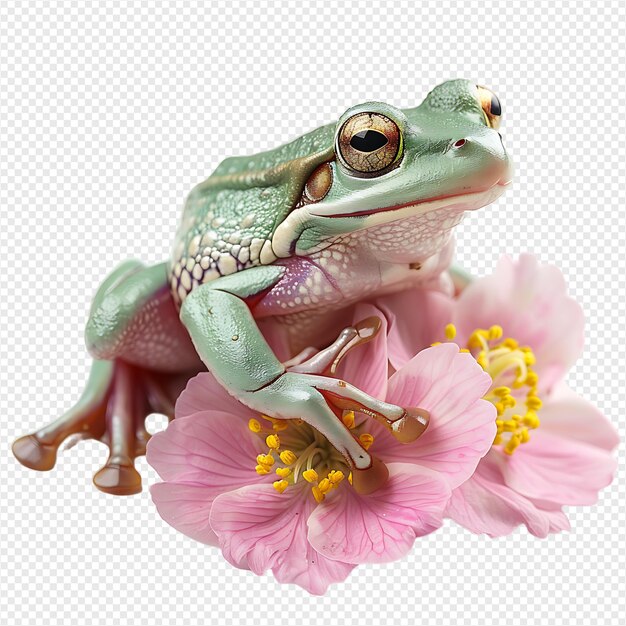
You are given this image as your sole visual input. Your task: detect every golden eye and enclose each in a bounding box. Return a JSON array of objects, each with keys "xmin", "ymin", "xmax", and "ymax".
[
  {"xmin": 336, "ymin": 112, "xmax": 402, "ymax": 176},
  {"xmin": 476, "ymin": 85, "xmax": 502, "ymax": 129}
]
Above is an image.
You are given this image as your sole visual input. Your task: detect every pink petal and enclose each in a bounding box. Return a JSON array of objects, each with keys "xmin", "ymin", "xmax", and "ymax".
[
  {"xmin": 150, "ymin": 482, "xmax": 220, "ymax": 546},
  {"xmin": 375, "ymin": 288, "xmax": 455, "ymax": 370},
  {"xmin": 146, "ymin": 412, "xmax": 266, "ymax": 486},
  {"xmin": 176, "ymin": 371, "xmax": 257, "ymax": 420},
  {"xmin": 378, "ymin": 344, "xmax": 496, "ymax": 488},
  {"xmin": 445, "ymin": 455, "xmax": 568, "ymax": 538},
  {"xmin": 271, "ymin": 496, "xmax": 356, "ymax": 595},
  {"xmin": 209, "ymin": 483, "xmax": 312, "ymax": 575},
  {"xmin": 496, "ymin": 430, "xmax": 617, "ymax": 507},
  {"xmin": 307, "ymin": 463, "xmax": 450, "ymax": 564},
  {"xmin": 335, "ymin": 302, "xmax": 389, "ymax": 400},
  {"xmin": 538, "ymin": 384, "xmax": 619, "ymax": 451},
  {"xmin": 454, "ymin": 254, "xmax": 584, "ymax": 391},
  {"xmin": 147, "ymin": 413, "xmax": 270, "ymax": 545}
]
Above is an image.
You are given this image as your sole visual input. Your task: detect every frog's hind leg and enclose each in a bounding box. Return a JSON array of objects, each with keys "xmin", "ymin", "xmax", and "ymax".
[
  {"xmin": 12, "ymin": 260, "xmax": 202, "ymax": 495},
  {"xmin": 12, "ymin": 359, "xmax": 114, "ymax": 474},
  {"xmin": 12, "ymin": 359, "xmax": 186, "ymax": 495}
]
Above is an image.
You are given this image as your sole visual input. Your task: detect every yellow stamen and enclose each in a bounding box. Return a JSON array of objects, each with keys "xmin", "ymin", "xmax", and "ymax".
[
  {"xmin": 249, "ymin": 407, "xmax": 373, "ymax": 500},
  {"xmin": 265, "ymin": 434, "xmax": 280, "ymax": 450},
  {"xmin": 256, "ymin": 453, "xmax": 274, "ymax": 467},
  {"xmin": 504, "ymin": 435, "xmax": 521, "ymax": 455},
  {"xmin": 328, "ymin": 470, "xmax": 344, "ymax": 485},
  {"xmin": 279, "ymin": 450, "xmax": 297, "ymax": 465},
  {"xmin": 311, "ymin": 486, "xmax": 325, "ymax": 503},
  {"xmin": 458, "ymin": 323, "xmax": 543, "ymax": 455},
  {"xmin": 273, "ymin": 479, "xmax": 289, "ymax": 493},
  {"xmin": 302, "ymin": 469, "xmax": 319, "ymax": 483},
  {"xmin": 489, "ymin": 325, "xmax": 503, "ymax": 340},
  {"xmin": 431, "ymin": 341, "xmax": 442, "ymax": 347},
  {"xmin": 525, "ymin": 371, "xmax": 539, "ymax": 387},
  {"xmin": 248, "ymin": 418, "xmax": 262, "ymax": 433},
  {"xmin": 275, "ymin": 467, "xmax": 292, "ymax": 478},
  {"xmin": 524, "ymin": 351, "xmax": 536, "ymax": 365},
  {"xmin": 318, "ymin": 478, "xmax": 331, "ymax": 493},
  {"xmin": 444, "ymin": 323, "xmax": 457, "ymax": 340}
]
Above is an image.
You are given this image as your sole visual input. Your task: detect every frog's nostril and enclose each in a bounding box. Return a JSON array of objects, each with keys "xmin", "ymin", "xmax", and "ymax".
[{"xmin": 453, "ymin": 138, "xmax": 467, "ymax": 149}]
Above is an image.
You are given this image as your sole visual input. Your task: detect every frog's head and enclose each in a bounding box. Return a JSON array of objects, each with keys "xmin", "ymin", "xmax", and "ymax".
[{"xmin": 273, "ymin": 79, "xmax": 511, "ymax": 263}]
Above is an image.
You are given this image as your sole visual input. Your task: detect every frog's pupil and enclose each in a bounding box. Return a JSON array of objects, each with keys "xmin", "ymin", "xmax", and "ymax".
[
  {"xmin": 490, "ymin": 94, "xmax": 502, "ymax": 116},
  {"xmin": 350, "ymin": 130, "xmax": 388, "ymax": 152}
]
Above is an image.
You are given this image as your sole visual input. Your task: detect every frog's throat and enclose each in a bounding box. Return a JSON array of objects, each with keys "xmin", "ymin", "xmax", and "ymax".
[{"xmin": 271, "ymin": 182, "xmax": 509, "ymax": 258}]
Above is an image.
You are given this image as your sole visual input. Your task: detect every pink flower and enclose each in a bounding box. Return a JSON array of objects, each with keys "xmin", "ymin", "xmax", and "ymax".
[
  {"xmin": 375, "ymin": 254, "xmax": 619, "ymax": 537},
  {"xmin": 146, "ymin": 323, "xmax": 495, "ymax": 594}
]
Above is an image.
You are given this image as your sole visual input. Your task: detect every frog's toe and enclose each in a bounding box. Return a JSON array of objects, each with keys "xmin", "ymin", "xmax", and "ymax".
[
  {"xmin": 12, "ymin": 434, "xmax": 57, "ymax": 471},
  {"xmin": 351, "ymin": 456, "xmax": 389, "ymax": 495},
  {"xmin": 389, "ymin": 407, "xmax": 430, "ymax": 443},
  {"xmin": 12, "ymin": 359, "xmax": 191, "ymax": 495},
  {"xmin": 93, "ymin": 458, "xmax": 142, "ymax": 496}
]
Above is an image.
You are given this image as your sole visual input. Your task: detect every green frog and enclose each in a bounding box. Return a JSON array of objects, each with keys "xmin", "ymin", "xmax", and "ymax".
[{"xmin": 12, "ymin": 79, "xmax": 511, "ymax": 496}]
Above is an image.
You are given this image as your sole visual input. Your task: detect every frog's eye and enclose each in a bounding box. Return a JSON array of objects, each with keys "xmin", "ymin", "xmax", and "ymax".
[
  {"xmin": 336, "ymin": 112, "xmax": 402, "ymax": 176},
  {"xmin": 476, "ymin": 85, "xmax": 502, "ymax": 129}
]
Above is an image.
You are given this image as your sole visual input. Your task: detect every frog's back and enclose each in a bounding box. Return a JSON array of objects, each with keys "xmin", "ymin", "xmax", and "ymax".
[{"xmin": 168, "ymin": 123, "xmax": 334, "ymax": 306}]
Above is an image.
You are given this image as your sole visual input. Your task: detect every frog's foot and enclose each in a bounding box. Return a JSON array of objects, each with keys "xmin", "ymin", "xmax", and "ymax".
[
  {"xmin": 283, "ymin": 315, "xmax": 430, "ymax": 445},
  {"xmin": 12, "ymin": 359, "xmax": 187, "ymax": 495},
  {"xmin": 251, "ymin": 317, "xmax": 429, "ymax": 495},
  {"xmin": 284, "ymin": 316, "xmax": 382, "ymax": 374}
]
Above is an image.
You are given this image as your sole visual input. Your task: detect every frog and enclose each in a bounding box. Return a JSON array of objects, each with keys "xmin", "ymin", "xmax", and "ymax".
[{"xmin": 12, "ymin": 79, "xmax": 511, "ymax": 496}]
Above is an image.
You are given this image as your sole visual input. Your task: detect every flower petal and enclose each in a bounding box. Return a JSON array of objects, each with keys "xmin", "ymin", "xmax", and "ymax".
[
  {"xmin": 176, "ymin": 371, "xmax": 257, "ymax": 420},
  {"xmin": 375, "ymin": 288, "xmax": 455, "ymax": 370},
  {"xmin": 454, "ymin": 254, "xmax": 584, "ymax": 391},
  {"xmin": 147, "ymin": 413, "xmax": 270, "ymax": 545},
  {"xmin": 146, "ymin": 412, "xmax": 266, "ymax": 486},
  {"xmin": 379, "ymin": 344, "xmax": 496, "ymax": 488},
  {"xmin": 149, "ymin": 482, "xmax": 220, "ymax": 546},
  {"xmin": 307, "ymin": 463, "xmax": 450, "ymax": 564},
  {"xmin": 209, "ymin": 483, "xmax": 312, "ymax": 575},
  {"xmin": 445, "ymin": 454, "xmax": 568, "ymax": 538},
  {"xmin": 271, "ymin": 496, "xmax": 356, "ymax": 595},
  {"xmin": 496, "ymin": 430, "xmax": 617, "ymax": 507},
  {"xmin": 538, "ymin": 384, "xmax": 619, "ymax": 451},
  {"xmin": 335, "ymin": 302, "xmax": 389, "ymax": 400}
]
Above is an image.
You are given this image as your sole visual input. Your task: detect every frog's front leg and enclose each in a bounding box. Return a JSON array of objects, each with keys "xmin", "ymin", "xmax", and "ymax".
[{"xmin": 180, "ymin": 267, "xmax": 429, "ymax": 494}]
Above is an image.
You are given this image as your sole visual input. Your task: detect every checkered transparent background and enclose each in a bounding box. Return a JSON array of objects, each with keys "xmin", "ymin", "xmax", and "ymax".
[{"xmin": 1, "ymin": 1, "xmax": 625, "ymax": 624}]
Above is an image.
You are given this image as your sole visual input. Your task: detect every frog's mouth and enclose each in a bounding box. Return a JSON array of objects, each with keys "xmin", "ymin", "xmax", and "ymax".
[{"xmin": 315, "ymin": 180, "xmax": 511, "ymax": 222}]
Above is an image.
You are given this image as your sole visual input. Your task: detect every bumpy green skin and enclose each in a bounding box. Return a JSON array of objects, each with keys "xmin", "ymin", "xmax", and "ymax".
[{"xmin": 13, "ymin": 79, "xmax": 512, "ymax": 488}]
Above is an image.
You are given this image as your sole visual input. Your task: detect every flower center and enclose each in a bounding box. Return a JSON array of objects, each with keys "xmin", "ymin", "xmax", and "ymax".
[
  {"xmin": 442, "ymin": 323, "xmax": 542, "ymax": 455},
  {"xmin": 248, "ymin": 413, "xmax": 375, "ymax": 501}
]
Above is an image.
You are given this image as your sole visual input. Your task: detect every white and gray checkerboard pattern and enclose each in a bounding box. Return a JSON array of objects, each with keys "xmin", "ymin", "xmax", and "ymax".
[{"xmin": 1, "ymin": 1, "xmax": 625, "ymax": 624}]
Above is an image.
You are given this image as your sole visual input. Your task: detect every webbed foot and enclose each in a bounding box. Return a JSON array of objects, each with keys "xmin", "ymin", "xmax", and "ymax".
[
  {"xmin": 12, "ymin": 359, "xmax": 190, "ymax": 495},
  {"xmin": 247, "ymin": 316, "xmax": 430, "ymax": 494}
]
